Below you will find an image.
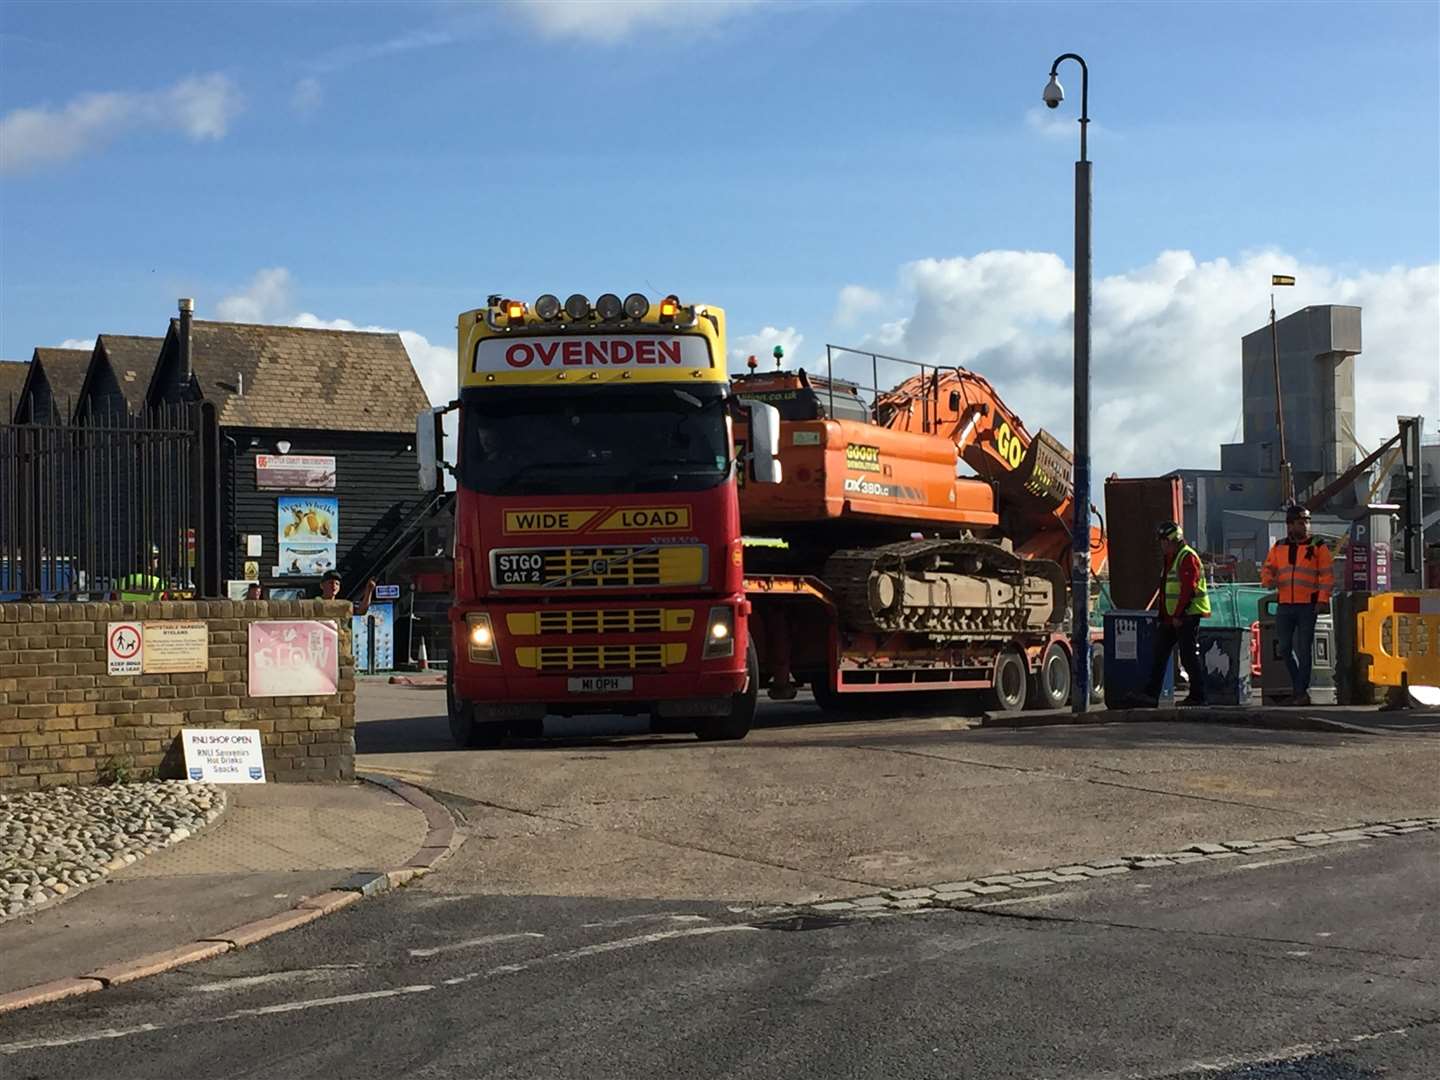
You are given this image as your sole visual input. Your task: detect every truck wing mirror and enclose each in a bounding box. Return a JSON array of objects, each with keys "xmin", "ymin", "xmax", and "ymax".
[
  {"xmin": 416, "ymin": 405, "xmax": 449, "ymax": 492},
  {"xmin": 744, "ymin": 399, "xmax": 783, "ymax": 485}
]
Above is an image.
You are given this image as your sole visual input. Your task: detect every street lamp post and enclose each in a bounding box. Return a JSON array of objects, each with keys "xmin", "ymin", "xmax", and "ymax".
[{"xmin": 1044, "ymin": 53, "xmax": 1092, "ymax": 713}]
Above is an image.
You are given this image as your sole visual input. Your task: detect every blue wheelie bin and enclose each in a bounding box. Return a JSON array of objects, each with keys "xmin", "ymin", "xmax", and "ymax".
[{"xmin": 1104, "ymin": 610, "xmax": 1174, "ymax": 709}]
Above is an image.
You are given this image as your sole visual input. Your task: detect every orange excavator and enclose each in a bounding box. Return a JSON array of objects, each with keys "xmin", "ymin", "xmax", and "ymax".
[{"xmin": 734, "ymin": 346, "xmax": 1105, "ymax": 712}]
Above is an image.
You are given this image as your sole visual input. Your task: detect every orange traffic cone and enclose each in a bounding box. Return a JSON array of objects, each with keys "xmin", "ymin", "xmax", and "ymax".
[{"xmin": 417, "ymin": 637, "xmax": 429, "ymax": 671}]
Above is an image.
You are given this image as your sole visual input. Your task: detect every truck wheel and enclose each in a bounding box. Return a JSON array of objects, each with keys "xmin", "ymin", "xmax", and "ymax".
[
  {"xmin": 448, "ymin": 701, "xmax": 506, "ymax": 749},
  {"xmin": 1027, "ymin": 642, "xmax": 1070, "ymax": 710},
  {"xmin": 986, "ymin": 648, "xmax": 1028, "ymax": 712},
  {"xmin": 696, "ymin": 640, "xmax": 757, "ymax": 742}
]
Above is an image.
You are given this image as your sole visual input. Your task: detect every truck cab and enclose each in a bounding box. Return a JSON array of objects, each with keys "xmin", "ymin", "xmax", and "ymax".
[{"xmin": 421, "ymin": 293, "xmax": 780, "ymax": 747}]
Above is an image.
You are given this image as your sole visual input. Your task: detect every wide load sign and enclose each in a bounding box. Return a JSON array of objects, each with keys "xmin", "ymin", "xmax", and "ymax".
[{"xmin": 471, "ymin": 334, "xmax": 717, "ymax": 384}]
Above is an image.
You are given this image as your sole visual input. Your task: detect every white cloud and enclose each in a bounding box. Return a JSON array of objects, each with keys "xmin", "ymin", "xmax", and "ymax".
[
  {"xmin": 214, "ymin": 269, "xmax": 456, "ymax": 409},
  {"xmin": 511, "ymin": 0, "xmax": 763, "ymax": 42},
  {"xmin": 0, "ymin": 73, "xmax": 242, "ymax": 174},
  {"xmin": 310, "ymin": 28, "xmax": 456, "ymax": 74},
  {"xmin": 56, "ymin": 337, "xmax": 96, "ymax": 351},
  {"xmin": 291, "ymin": 77, "xmax": 323, "ymax": 117},
  {"xmin": 215, "ymin": 268, "xmax": 294, "ymax": 324},
  {"xmin": 834, "ymin": 285, "xmax": 885, "ymax": 327},
  {"xmin": 730, "ymin": 325, "xmax": 803, "ymax": 369},
  {"xmin": 166, "ymin": 74, "xmax": 242, "ymax": 139},
  {"xmin": 828, "ymin": 249, "xmax": 1439, "ymax": 491}
]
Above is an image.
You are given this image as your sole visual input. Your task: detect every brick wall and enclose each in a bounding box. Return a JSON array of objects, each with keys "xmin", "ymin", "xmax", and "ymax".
[{"xmin": 0, "ymin": 600, "xmax": 356, "ymax": 792}]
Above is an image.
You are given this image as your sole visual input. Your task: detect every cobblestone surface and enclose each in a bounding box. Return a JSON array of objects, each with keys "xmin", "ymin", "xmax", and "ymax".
[
  {"xmin": 785, "ymin": 816, "xmax": 1440, "ymax": 917},
  {"xmin": 0, "ymin": 782, "xmax": 227, "ymax": 923}
]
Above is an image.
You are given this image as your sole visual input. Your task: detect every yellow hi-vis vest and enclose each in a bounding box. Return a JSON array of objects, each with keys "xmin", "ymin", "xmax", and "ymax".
[
  {"xmin": 119, "ymin": 574, "xmax": 163, "ymax": 601},
  {"xmin": 1162, "ymin": 544, "xmax": 1211, "ymax": 617}
]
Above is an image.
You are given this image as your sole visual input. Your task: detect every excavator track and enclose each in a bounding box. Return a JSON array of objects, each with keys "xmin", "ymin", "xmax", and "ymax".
[{"xmin": 823, "ymin": 538, "xmax": 1068, "ymax": 640}]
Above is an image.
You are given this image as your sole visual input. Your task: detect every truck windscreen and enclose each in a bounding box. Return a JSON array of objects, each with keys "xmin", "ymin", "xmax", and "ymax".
[{"xmin": 460, "ymin": 384, "xmax": 730, "ymax": 496}]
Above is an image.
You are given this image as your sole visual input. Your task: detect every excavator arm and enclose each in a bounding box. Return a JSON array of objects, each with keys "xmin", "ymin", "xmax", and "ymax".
[{"xmin": 875, "ymin": 368, "xmax": 1106, "ymax": 574}]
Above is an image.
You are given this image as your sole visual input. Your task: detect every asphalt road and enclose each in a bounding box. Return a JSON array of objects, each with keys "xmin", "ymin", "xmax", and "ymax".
[
  {"xmin": 353, "ymin": 682, "xmax": 1440, "ymax": 905},
  {"xmin": 2, "ymin": 833, "xmax": 1435, "ymax": 1079}
]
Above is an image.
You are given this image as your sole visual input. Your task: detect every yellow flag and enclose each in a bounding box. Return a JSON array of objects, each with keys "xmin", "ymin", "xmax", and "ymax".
[{"xmin": 1272, "ymin": 274, "xmax": 1296, "ymax": 286}]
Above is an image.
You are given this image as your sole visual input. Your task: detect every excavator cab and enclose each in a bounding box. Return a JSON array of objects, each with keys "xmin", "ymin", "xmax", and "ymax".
[{"xmin": 731, "ymin": 369, "xmax": 871, "ymax": 422}]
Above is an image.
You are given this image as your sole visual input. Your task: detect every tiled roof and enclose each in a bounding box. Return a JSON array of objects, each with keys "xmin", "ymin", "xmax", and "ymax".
[
  {"xmin": 30, "ymin": 348, "xmax": 93, "ymax": 416},
  {"xmin": 95, "ymin": 335, "xmax": 163, "ymax": 412},
  {"xmin": 159, "ymin": 320, "xmax": 433, "ymax": 434},
  {"xmin": 0, "ymin": 361, "xmax": 29, "ymax": 419}
]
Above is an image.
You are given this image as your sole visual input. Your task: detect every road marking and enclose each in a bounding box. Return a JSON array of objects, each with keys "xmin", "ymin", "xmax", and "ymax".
[
  {"xmin": 440, "ymin": 924, "xmax": 761, "ymax": 988},
  {"xmin": 968, "ymin": 892, "xmax": 1082, "ymax": 909},
  {"xmin": 581, "ymin": 913, "xmax": 710, "ymax": 929},
  {"xmin": 0, "ymin": 1024, "xmax": 165, "ymax": 1053},
  {"xmin": 409, "ymin": 932, "xmax": 545, "ymax": 958},
  {"xmin": 1234, "ymin": 853, "xmax": 1326, "ymax": 871},
  {"xmin": 1085, "ymin": 1024, "xmax": 1416, "ymax": 1079},
  {"xmin": 566, "ymin": 924, "xmax": 756, "ymax": 958},
  {"xmin": 191, "ymin": 965, "xmax": 363, "ymax": 992},
  {"xmin": 226, "ymin": 985, "xmax": 434, "ymax": 1019},
  {"xmin": 0, "ymin": 926, "xmax": 757, "ymax": 1054}
]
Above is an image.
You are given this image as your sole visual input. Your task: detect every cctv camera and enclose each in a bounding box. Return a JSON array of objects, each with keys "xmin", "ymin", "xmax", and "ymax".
[{"xmin": 1043, "ymin": 75, "xmax": 1064, "ymax": 109}]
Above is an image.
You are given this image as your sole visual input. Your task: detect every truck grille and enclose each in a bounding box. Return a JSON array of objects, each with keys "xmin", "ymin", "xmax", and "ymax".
[
  {"xmin": 506, "ymin": 608, "xmax": 696, "ymax": 636},
  {"xmin": 540, "ymin": 608, "xmax": 664, "ymax": 634},
  {"xmin": 494, "ymin": 545, "xmax": 705, "ymax": 589},
  {"xmin": 514, "ymin": 643, "xmax": 688, "ymax": 672},
  {"xmin": 544, "ymin": 546, "xmax": 662, "ymax": 587},
  {"xmin": 543, "ymin": 644, "xmax": 662, "ymax": 671}
]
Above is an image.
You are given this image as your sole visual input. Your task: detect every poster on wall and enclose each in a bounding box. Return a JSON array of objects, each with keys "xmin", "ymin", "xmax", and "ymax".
[
  {"xmin": 278, "ymin": 542, "xmax": 336, "ymax": 577},
  {"xmin": 248, "ymin": 620, "xmax": 339, "ymax": 697},
  {"xmin": 257, "ymin": 454, "xmax": 336, "ymax": 491},
  {"xmin": 276, "ymin": 497, "xmax": 338, "ymax": 577},
  {"xmin": 352, "ymin": 603, "xmax": 395, "ymax": 673}
]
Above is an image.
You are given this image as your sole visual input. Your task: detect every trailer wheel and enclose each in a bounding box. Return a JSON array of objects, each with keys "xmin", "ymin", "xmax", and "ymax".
[
  {"xmin": 696, "ymin": 640, "xmax": 757, "ymax": 742},
  {"xmin": 1027, "ymin": 642, "xmax": 1071, "ymax": 710},
  {"xmin": 986, "ymin": 648, "xmax": 1029, "ymax": 712}
]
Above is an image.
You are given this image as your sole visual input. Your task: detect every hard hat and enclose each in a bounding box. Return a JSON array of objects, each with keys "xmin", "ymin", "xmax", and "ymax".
[
  {"xmin": 1285, "ymin": 504, "xmax": 1311, "ymax": 521},
  {"xmin": 1155, "ymin": 521, "xmax": 1183, "ymax": 541}
]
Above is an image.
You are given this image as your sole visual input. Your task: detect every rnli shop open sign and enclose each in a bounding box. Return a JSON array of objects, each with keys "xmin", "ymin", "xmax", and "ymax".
[{"xmin": 181, "ymin": 728, "xmax": 266, "ymax": 784}]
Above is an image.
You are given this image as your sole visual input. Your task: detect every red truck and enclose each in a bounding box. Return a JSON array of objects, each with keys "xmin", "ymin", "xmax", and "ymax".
[{"xmin": 417, "ymin": 293, "xmax": 781, "ymax": 747}]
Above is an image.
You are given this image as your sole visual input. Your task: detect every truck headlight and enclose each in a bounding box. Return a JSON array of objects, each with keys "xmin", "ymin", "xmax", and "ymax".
[
  {"xmin": 466, "ymin": 613, "xmax": 499, "ymax": 664},
  {"xmin": 703, "ymin": 605, "xmax": 735, "ymax": 659}
]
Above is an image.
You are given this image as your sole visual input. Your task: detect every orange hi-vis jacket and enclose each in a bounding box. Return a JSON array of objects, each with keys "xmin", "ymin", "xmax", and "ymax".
[{"xmin": 1261, "ymin": 537, "xmax": 1334, "ymax": 604}]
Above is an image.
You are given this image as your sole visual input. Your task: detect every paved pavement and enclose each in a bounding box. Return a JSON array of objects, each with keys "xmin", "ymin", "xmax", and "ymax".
[
  {"xmin": 355, "ymin": 682, "xmax": 1440, "ymax": 905},
  {"xmin": 0, "ymin": 781, "xmax": 427, "ymax": 995},
  {"xmin": 1, "ymin": 831, "xmax": 1433, "ymax": 1078}
]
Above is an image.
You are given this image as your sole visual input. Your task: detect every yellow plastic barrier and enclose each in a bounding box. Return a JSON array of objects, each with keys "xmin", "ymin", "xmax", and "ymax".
[{"xmin": 1356, "ymin": 591, "xmax": 1440, "ymax": 687}]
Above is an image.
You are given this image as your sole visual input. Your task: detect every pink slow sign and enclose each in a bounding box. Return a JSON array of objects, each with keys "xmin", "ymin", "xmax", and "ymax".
[{"xmin": 248, "ymin": 620, "xmax": 339, "ymax": 698}]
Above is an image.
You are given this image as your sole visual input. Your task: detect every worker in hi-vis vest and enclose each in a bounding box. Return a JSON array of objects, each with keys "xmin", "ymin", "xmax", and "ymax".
[
  {"xmin": 1146, "ymin": 521, "xmax": 1211, "ymax": 706},
  {"xmin": 1261, "ymin": 505, "xmax": 1334, "ymax": 706},
  {"xmin": 118, "ymin": 549, "xmax": 165, "ymax": 601}
]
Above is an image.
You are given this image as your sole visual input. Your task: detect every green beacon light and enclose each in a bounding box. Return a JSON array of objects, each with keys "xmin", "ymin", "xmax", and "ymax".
[{"xmin": 772, "ymin": 345, "xmax": 785, "ymax": 369}]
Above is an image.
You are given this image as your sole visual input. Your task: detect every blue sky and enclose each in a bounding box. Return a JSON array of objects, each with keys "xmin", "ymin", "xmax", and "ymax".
[{"xmin": 2, "ymin": 0, "xmax": 1436, "ymax": 477}]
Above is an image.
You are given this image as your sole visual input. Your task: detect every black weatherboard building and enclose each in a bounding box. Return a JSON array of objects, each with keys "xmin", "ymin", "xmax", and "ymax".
[
  {"xmin": 145, "ymin": 302, "xmax": 433, "ymax": 597},
  {"xmin": 11, "ymin": 346, "xmax": 90, "ymax": 423}
]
